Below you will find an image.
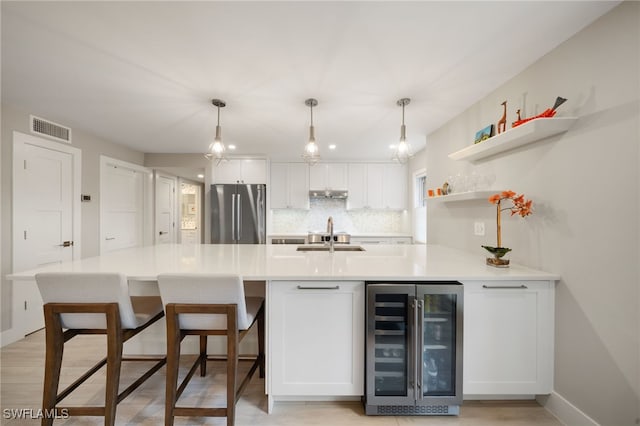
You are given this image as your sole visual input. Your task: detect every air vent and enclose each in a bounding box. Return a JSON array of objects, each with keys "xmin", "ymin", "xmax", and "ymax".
[{"xmin": 30, "ymin": 115, "xmax": 72, "ymax": 143}]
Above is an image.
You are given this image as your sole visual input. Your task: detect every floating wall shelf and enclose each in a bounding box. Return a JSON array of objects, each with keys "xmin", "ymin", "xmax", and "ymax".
[
  {"xmin": 448, "ymin": 117, "xmax": 578, "ymax": 162},
  {"xmin": 430, "ymin": 190, "xmax": 500, "ymax": 203}
]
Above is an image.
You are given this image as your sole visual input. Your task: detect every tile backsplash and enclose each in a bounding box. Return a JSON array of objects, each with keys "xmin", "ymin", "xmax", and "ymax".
[{"xmin": 270, "ymin": 198, "xmax": 409, "ymax": 234}]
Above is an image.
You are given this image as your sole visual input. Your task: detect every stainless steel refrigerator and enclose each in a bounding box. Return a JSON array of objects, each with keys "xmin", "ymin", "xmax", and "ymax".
[
  {"xmin": 365, "ymin": 282, "xmax": 463, "ymax": 415},
  {"xmin": 211, "ymin": 184, "xmax": 266, "ymax": 244}
]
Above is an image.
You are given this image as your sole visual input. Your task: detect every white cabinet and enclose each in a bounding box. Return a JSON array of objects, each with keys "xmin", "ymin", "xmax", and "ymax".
[
  {"xmin": 309, "ymin": 163, "xmax": 348, "ymax": 191},
  {"xmin": 181, "ymin": 229, "xmax": 198, "ymax": 244},
  {"xmin": 347, "ymin": 163, "xmax": 406, "ymax": 210},
  {"xmin": 347, "ymin": 163, "xmax": 382, "ymax": 209},
  {"xmin": 390, "ymin": 237, "xmax": 412, "ymax": 244},
  {"xmin": 462, "ymin": 280, "xmax": 554, "ymax": 395},
  {"xmin": 270, "ymin": 163, "xmax": 309, "ymax": 209},
  {"xmin": 382, "ymin": 163, "xmax": 407, "ymax": 210},
  {"xmin": 269, "ymin": 281, "xmax": 364, "ymax": 396},
  {"xmin": 350, "ymin": 236, "xmax": 412, "ymax": 245},
  {"xmin": 213, "ymin": 158, "xmax": 267, "ymax": 184}
]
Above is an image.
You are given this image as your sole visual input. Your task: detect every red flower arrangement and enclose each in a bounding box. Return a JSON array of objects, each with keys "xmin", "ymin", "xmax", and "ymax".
[{"xmin": 482, "ymin": 190, "xmax": 533, "ymax": 267}]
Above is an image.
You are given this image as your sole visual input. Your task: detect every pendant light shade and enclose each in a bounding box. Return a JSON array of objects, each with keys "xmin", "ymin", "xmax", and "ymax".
[
  {"xmin": 302, "ymin": 98, "xmax": 320, "ymax": 165},
  {"xmin": 393, "ymin": 98, "xmax": 414, "ymax": 164},
  {"xmin": 205, "ymin": 99, "xmax": 226, "ymax": 161}
]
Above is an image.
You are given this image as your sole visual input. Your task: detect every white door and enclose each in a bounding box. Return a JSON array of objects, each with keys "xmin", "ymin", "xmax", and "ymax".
[
  {"xmin": 101, "ymin": 163, "xmax": 144, "ymax": 252},
  {"xmin": 155, "ymin": 173, "xmax": 177, "ymax": 244},
  {"xmin": 13, "ymin": 132, "xmax": 81, "ymax": 335}
]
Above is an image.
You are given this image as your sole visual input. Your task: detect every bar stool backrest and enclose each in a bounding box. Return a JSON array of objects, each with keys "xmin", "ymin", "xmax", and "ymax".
[
  {"xmin": 35, "ymin": 272, "xmax": 139, "ymax": 329},
  {"xmin": 157, "ymin": 274, "xmax": 251, "ymax": 330}
]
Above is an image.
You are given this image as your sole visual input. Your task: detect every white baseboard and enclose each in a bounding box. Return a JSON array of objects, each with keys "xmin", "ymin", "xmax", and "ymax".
[
  {"xmin": 541, "ymin": 391, "xmax": 600, "ymax": 426},
  {"xmin": 0, "ymin": 327, "xmax": 22, "ymax": 348}
]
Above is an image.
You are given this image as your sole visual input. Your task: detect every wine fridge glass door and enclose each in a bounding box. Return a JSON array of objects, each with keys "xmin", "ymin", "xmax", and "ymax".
[
  {"xmin": 366, "ymin": 284, "xmax": 416, "ymax": 406},
  {"xmin": 417, "ymin": 284, "xmax": 464, "ymax": 406}
]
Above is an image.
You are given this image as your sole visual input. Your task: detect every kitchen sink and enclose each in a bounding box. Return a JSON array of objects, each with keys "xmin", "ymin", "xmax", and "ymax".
[{"xmin": 296, "ymin": 245, "xmax": 365, "ymax": 252}]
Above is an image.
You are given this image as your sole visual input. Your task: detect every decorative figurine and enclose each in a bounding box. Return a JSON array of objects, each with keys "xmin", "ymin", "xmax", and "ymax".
[
  {"xmin": 512, "ymin": 96, "xmax": 567, "ymax": 127},
  {"xmin": 497, "ymin": 101, "xmax": 507, "ymax": 134}
]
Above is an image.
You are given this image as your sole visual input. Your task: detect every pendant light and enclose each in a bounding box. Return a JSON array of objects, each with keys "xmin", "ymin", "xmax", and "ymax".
[
  {"xmin": 302, "ymin": 98, "xmax": 320, "ymax": 165},
  {"xmin": 393, "ymin": 98, "xmax": 414, "ymax": 164},
  {"xmin": 204, "ymin": 99, "xmax": 226, "ymax": 161}
]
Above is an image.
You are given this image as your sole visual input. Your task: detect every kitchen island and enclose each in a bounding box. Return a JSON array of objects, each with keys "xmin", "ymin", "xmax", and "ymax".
[
  {"xmin": 8, "ymin": 243, "xmax": 559, "ymax": 282},
  {"xmin": 8, "ymin": 244, "xmax": 559, "ymax": 412}
]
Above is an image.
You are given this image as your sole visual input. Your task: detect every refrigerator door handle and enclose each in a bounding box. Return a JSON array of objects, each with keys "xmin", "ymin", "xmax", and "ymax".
[
  {"xmin": 257, "ymin": 185, "xmax": 265, "ymax": 244},
  {"xmin": 236, "ymin": 193, "xmax": 242, "ymax": 240},
  {"xmin": 417, "ymin": 298, "xmax": 425, "ymax": 400},
  {"xmin": 231, "ymin": 193, "xmax": 236, "ymax": 242}
]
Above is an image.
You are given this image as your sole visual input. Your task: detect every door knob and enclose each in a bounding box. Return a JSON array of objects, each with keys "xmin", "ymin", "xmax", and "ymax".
[
  {"xmin": 159, "ymin": 231, "xmax": 167, "ymax": 235},
  {"xmin": 58, "ymin": 241, "xmax": 74, "ymax": 247}
]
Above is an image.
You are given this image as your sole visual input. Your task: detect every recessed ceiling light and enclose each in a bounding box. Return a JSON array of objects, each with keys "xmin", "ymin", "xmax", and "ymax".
[
  {"xmin": 228, "ymin": 144, "xmax": 236, "ymax": 150},
  {"xmin": 329, "ymin": 144, "xmax": 336, "ymax": 150},
  {"xmin": 197, "ymin": 174, "xmax": 204, "ymax": 179}
]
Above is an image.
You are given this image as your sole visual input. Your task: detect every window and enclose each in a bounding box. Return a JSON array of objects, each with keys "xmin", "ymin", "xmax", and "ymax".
[
  {"xmin": 413, "ymin": 170, "xmax": 427, "ymax": 243},
  {"xmin": 415, "ymin": 174, "xmax": 427, "ymax": 208}
]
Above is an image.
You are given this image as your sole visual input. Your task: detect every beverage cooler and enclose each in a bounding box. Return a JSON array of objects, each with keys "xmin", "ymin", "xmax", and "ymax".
[{"xmin": 365, "ymin": 282, "xmax": 463, "ymax": 415}]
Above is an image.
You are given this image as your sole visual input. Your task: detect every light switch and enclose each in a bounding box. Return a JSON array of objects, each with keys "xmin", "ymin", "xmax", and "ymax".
[{"xmin": 474, "ymin": 222, "xmax": 485, "ymax": 236}]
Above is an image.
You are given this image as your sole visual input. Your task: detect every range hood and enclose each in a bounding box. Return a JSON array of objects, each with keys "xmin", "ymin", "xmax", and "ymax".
[{"xmin": 309, "ymin": 190, "xmax": 348, "ymax": 199}]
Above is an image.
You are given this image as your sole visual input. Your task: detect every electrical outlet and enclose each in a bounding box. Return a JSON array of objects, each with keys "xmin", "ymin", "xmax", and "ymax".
[{"xmin": 474, "ymin": 222, "xmax": 485, "ymax": 236}]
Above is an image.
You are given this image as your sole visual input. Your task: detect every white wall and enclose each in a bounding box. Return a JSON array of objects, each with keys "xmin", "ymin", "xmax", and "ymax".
[
  {"xmin": 425, "ymin": 3, "xmax": 639, "ymax": 425},
  {"xmin": 0, "ymin": 104, "xmax": 145, "ymax": 332}
]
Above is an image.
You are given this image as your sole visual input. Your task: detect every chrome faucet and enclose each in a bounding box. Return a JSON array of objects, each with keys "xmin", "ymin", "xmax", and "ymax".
[{"xmin": 326, "ymin": 216, "xmax": 334, "ymax": 253}]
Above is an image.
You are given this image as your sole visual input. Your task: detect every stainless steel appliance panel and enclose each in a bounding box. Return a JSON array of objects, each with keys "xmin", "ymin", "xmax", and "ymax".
[
  {"xmin": 211, "ymin": 184, "xmax": 236, "ymax": 244},
  {"xmin": 211, "ymin": 184, "xmax": 266, "ymax": 244},
  {"xmin": 236, "ymin": 184, "xmax": 266, "ymax": 244},
  {"xmin": 365, "ymin": 282, "xmax": 463, "ymax": 416}
]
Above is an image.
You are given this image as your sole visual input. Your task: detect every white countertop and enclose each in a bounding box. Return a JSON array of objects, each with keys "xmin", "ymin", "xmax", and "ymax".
[{"xmin": 8, "ymin": 244, "xmax": 559, "ymax": 282}]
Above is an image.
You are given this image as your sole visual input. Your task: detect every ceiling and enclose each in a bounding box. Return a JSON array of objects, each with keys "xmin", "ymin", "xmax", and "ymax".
[{"xmin": 1, "ymin": 1, "xmax": 619, "ymax": 162}]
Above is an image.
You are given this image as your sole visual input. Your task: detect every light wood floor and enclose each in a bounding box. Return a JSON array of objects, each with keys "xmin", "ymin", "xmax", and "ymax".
[{"xmin": 1, "ymin": 330, "xmax": 562, "ymax": 425}]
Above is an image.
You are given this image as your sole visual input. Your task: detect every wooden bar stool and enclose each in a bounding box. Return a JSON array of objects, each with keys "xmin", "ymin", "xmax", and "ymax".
[
  {"xmin": 157, "ymin": 274, "xmax": 265, "ymax": 426},
  {"xmin": 35, "ymin": 272, "xmax": 166, "ymax": 426}
]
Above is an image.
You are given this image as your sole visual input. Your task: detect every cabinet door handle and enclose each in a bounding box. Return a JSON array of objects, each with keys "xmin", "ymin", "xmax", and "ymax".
[
  {"xmin": 296, "ymin": 285, "xmax": 340, "ymax": 290},
  {"xmin": 482, "ymin": 284, "xmax": 528, "ymax": 289}
]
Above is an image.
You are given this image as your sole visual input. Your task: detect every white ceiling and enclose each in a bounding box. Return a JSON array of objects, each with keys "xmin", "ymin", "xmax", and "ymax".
[{"xmin": 2, "ymin": 1, "xmax": 619, "ymax": 162}]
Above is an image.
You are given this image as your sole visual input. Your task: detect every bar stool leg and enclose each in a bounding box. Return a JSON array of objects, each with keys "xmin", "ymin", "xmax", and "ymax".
[
  {"xmin": 226, "ymin": 307, "xmax": 239, "ymax": 426},
  {"xmin": 104, "ymin": 305, "xmax": 123, "ymax": 426},
  {"xmin": 199, "ymin": 335, "xmax": 207, "ymax": 377},
  {"xmin": 165, "ymin": 305, "xmax": 181, "ymax": 426},
  {"xmin": 41, "ymin": 307, "xmax": 64, "ymax": 426}
]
